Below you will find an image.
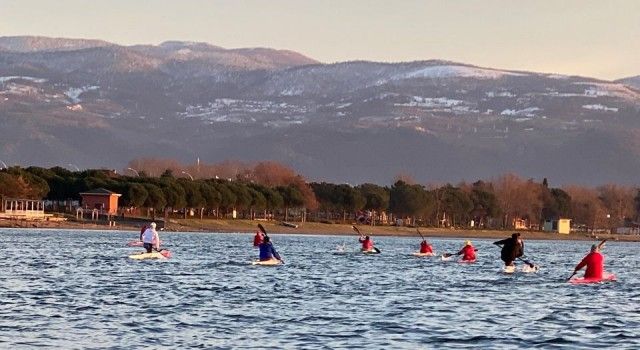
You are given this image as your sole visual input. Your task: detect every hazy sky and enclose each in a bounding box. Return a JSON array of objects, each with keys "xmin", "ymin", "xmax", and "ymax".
[{"xmin": 2, "ymin": 0, "xmax": 638, "ymax": 79}]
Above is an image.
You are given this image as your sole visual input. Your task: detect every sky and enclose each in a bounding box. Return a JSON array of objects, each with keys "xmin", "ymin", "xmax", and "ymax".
[{"xmin": 1, "ymin": 0, "xmax": 639, "ymax": 80}]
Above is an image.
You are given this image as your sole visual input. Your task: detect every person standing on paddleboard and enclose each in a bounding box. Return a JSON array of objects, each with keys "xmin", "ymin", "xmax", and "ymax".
[
  {"xmin": 456, "ymin": 240, "xmax": 476, "ymax": 261},
  {"xmin": 253, "ymin": 230, "xmax": 265, "ymax": 247},
  {"xmin": 141, "ymin": 222, "xmax": 160, "ymax": 253},
  {"xmin": 493, "ymin": 233, "xmax": 524, "ymax": 267},
  {"xmin": 573, "ymin": 244, "xmax": 605, "ymax": 279},
  {"xmin": 419, "ymin": 240, "xmax": 433, "ymax": 254},
  {"xmin": 258, "ymin": 236, "xmax": 282, "ymax": 262}
]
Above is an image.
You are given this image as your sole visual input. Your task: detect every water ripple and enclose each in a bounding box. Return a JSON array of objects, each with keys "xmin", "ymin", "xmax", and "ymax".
[{"xmin": 1, "ymin": 229, "xmax": 639, "ymax": 349}]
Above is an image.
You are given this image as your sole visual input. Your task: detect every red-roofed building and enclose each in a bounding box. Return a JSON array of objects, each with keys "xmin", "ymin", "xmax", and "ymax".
[{"xmin": 79, "ymin": 188, "xmax": 121, "ymax": 215}]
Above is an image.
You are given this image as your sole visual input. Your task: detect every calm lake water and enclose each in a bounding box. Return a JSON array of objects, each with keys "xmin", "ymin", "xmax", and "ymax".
[{"xmin": 1, "ymin": 228, "xmax": 639, "ymax": 349}]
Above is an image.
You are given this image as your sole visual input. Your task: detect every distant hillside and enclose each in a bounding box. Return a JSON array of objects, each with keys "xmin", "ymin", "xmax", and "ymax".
[
  {"xmin": 1, "ymin": 36, "xmax": 640, "ymax": 186},
  {"xmin": 619, "ymin": 75, "xmax": 640, "ymax": 89},
  {"xmin": 0, "ymin": 36, "xmax": 112, "ymax": 52}
]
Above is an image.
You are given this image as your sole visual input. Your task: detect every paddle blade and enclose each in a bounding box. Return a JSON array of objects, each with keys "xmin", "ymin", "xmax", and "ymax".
[
  {"xmin": 374, "ymin": 247, "xmax": 381, "ymax": 254},
  {"xmin": 159, "ymin": 250, "xmax": 172, "ymax": 258},
  {"xmin": 352, "ymin": 225, "xmax": 361, "ymax": 235},
  {"xmin": 258, "ymin": 223, "xmax": 268, "ymax": 236}
]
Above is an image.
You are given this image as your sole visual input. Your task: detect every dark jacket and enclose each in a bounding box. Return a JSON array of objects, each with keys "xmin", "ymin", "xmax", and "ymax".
[{"xmin": 494, "ymin": 237, "xmax": 523, "ymax": 262}]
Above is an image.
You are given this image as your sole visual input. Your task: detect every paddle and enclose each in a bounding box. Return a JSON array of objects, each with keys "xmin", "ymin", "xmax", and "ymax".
[
  {"xmin": 567, "ymin": 238, "xmax": 607, "ymax": 281},
  {"xmin": 442, "ymin": 247, "xmax": 478, "ymax": 259},
  {"xmin": 416, "ymin": 228, "xmax": 425, "ymax": 240},
  {"xmin": 153, "ymin": 247, "xmax": 171, "ymax": 258},
  {"xmin": 257, "ymin": 224, "xmax": 283, "ymax": 263},
  {"xmin": 494, "ymin": 242, "xmax": 537, "ymax": 269},
  {"xmin": 352, "ymin": 225, "xmax": 381, "ymax": 253},
  {"xmin": 517, "ymin": 257, "xmax": 537, "ymax": 269},
  {"xmin": 258, "ymin": 223, "xmax": 269, "ymax": 239}
]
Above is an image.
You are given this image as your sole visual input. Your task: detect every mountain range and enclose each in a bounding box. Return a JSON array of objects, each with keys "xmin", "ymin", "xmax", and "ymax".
[{"xmin": 1, "ymin": 35, "xmax": 639, "ymax": 186}]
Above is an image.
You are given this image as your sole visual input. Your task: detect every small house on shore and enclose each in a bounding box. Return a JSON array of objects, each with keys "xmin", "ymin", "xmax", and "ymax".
[
  {"xmin": 543, "ymin": 218, "xmax": 571, "ymax": 234},
  {"xmin": 79, "ymin": 188, "xmax": 121, "ymax": 215}
]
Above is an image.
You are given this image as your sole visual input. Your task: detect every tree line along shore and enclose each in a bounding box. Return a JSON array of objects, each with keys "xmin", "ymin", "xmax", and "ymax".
[{"xmin": 0, "ymin": 160, "xmax": 639, "ymax": 240}]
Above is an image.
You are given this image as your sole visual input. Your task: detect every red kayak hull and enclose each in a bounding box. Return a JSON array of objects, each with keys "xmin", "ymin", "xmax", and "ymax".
[{"xmin": 570, "ymin": 272, "xmax": 616, "ymax": 284}]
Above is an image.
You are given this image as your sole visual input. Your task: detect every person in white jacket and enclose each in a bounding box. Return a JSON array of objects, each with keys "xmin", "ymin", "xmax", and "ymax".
[{"xmin": 141, "ymin": 222, "xmax": 160, "ymax": 253}]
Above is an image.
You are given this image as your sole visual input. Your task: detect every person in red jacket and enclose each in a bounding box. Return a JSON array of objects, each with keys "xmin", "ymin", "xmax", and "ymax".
[
  {"xmin": 419, "ymin": 240, "xmax": 433, "ymax": 254},
  {"xmin": 573, "ymin": 244, "xmax": 604, "ymax": 279},
  {"xmin": 457, "ymin": 240, "xmax": 476, "ymax": 261},
  {"xmin": 359, "ymin": 235, "xmax": 374, "ymax": 252},
  {"xmin": 253, "ymin": 231, "xmax": 265, "ymax": 247}
]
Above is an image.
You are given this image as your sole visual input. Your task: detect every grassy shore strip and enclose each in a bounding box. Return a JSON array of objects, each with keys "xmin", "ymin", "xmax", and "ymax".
[
  {"xmin": 1, "ymin": 217, "xmax": 638, "ymax": 242},
  {"xmin": 169, "ymin": 219, "xmax": 640, "ymax": 242}
]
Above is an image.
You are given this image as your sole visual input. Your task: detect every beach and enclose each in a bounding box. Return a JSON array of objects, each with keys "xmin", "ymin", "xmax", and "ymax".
[{"xmin": 1, "ymin": 216, "xmax": 637, "ymax": 242}]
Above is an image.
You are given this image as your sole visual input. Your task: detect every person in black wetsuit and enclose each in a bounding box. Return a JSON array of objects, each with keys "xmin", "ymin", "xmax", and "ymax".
[{"xmin": 494, "ymin": 233, "xmax": 524, "ymax": 267}]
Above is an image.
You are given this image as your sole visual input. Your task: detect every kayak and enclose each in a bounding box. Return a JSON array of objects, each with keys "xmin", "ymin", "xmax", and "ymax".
[
  {"xmin": 569, "ymin": 272, "xmax": 617, "ymax": 284},
  {"xmin": 412, "ymin": 252, "xmax": 435, "ymax": 257},
  {"xmin": 128, "ymin": 250, "xmax": 171, "ymax": 260},
  {"xmin": 251, "ymin": 258, "xmax": 283, "ymax": 266},
  {"xmin": 362, "ymin": 249, "xmax": 381, "ymax": 255},
  {"xmin": 126, "ymin": 241, "xmax": 143, "ymax": 247}
]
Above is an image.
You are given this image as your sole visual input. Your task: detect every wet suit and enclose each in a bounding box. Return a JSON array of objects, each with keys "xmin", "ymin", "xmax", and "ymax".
[
  {"xmin": 258, "ymin": 242, "xmax": 282, "ymax": 261},
  {"xmin": 494, "ymin": 236, "xmax": 523, "ymax": 266}
]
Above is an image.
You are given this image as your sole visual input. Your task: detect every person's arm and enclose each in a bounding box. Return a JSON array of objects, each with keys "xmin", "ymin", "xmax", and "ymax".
[
  {"xmin": 271, "ymin": 246, "xmax": 282, "ymax": 261},
  {"xmin": 517, "ymin": 240, "xmax": 525, "ymax": 257},
  {"xmin": 154, "ymin": 231, "xmax": 160, "ymax": 250},
  {"xmin": 494, "ymin": 238, "xmax": 508, "ymax": 246},
  {"xmin": 574, "ymin": 256, "xmax": 588, "ymax": 272}
]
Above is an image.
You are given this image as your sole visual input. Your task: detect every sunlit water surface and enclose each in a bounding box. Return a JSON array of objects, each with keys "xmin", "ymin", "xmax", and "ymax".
[{"xmin": 1, "ymin": 229, "xmax": 639, "ymax": 349}]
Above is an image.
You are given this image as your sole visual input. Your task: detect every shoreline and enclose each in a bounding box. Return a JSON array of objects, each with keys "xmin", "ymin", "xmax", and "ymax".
[{"xmin": 2, "ymin": 217, "xmax": 638, "ymax": 242}]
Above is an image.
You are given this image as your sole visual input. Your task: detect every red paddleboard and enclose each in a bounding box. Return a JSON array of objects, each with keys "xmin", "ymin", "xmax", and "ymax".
[
  {"xmin": 459, "ymin": 259, "xmax": 476, "ymax": 264},
  {"xmin": 570, "ymin": 272, "xmax": 616, "ymax": 284}
]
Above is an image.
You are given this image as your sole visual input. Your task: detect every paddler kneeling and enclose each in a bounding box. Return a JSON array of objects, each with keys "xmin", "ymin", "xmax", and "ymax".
[
  {"xmin": 359, "ymin": 235, "xmax": 375, "ymax": 252},
  {"xmin": 419, "ymin": 239, "xmax": 433, "ymax": 254},
  {"xmin": 573, "ymin": 244, "xmax": 605, "ymax": 279},
  {"xmin": 456, "ymin": 240, "xmax": 477, "ymax": 261},
  {"xmin": 141, "ymin": 222, "xmax": 160, "ymax": 253},
  {"xmin": 493, "ymin": 233, "xmax": 524, "ymax": 267},
  {"xmin": 258, "ymin": 236, "xmax": 283, "ymax": 263}
]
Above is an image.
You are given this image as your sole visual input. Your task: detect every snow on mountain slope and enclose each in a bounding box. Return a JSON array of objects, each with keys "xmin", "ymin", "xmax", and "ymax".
[{"xmin": 393, "ymin": 65, "xmax": 528, "ymax": 80}]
